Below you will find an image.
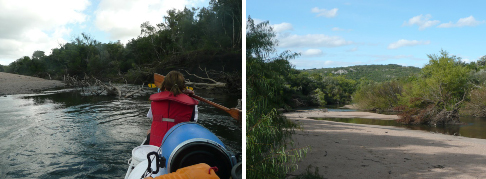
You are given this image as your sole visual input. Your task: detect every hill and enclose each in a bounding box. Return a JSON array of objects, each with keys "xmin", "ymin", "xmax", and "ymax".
[{"xmin": 303, "ymin": 64, "xmax": 421, "ymax": 82}]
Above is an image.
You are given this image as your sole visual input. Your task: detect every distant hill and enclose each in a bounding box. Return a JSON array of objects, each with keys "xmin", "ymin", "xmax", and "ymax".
[{"xmin": 303, "ymin": 64, "xmax": 421, "ymax": 82}]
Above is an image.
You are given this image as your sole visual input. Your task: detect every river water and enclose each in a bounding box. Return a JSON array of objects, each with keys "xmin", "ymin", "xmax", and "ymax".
[
  {"xmin": 0, "ymin": 87, "xmax": 241, "ymax": 178},
  {"xmin": 316, "ymin": 108, "xmax": 486, "ymax": 139}
]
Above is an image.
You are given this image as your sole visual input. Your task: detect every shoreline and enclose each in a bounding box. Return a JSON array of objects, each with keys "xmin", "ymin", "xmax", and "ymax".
[
  {"xmin": 0, "ymin": 72, "xmax": 65, "ymax": 95},
  {"xmin": 284, "ymin": 110, "xmax": 486, "ymax": 178},
  {"xmin": 287, "ymin": 109, "xmax": 400, "ymax": 120}
]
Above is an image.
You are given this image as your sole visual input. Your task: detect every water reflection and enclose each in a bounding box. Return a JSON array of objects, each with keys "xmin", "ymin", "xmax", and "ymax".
[
  {"xmin": 314, "ymin": 116, "xmax": 486, "ymax": 139},
  {"xmin": 0, "ymin": 88, "xmax": 241, "ymax": 178}
]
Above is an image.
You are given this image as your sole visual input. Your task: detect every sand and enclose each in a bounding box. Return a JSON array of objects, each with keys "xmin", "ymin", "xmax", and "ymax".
[
  {"xmin": 0, "ymin": 72, "xmax": 65, "ymax": 95},
  {"xmin": 284, "ymin": 109, "xmax": 486, "ymax": 179},
  {"xmin": 290, "ymin": 109, "xmax": 400, "ymax": 120}
]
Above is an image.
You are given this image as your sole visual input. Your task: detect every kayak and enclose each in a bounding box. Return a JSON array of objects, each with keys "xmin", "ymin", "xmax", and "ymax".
[{"xmin": 124, "ymin": 122, "xmax": 241, "ymax": 179}]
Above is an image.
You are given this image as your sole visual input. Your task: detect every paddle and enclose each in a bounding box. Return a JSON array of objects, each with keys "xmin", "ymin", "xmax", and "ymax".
[
  {"xmin": 153, "ymin": 73, "xmax": 242, "ymax": 121},
  {"xmin": 154, "ymin": 73, "xmax": 165, "ymax": 88}
]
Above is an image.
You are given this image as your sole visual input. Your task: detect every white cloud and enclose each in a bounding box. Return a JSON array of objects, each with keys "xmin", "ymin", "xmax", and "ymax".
[
  {"xmin": 272, "ymin": 22, "xmax": 293, "ymax": 33},
  {"xmin": 290, "ymin": 59, "xmax": 363, "ymax": 69},
  {"xmin": 94, "ymin": 0, "xmax": 198, "ymax": 43},
  {"xmin": 438, "ymin": 16, "xmax": 485, "ymax": 28},
  {"xmin": 403, "ymin": 14, "xmax": 440, "ymax": 30},
  {"xmin": 0, "ymin": 0, "xmax": 90, "ymax": 65},
  {"xmin": 301, "ymin": 49, "xmax": 324, "ymax": 57},
  {"xmin": 347, "ymin": 47, "xmax": 358, "ymax": 52},
  {"xmin": 387, "ymin": 39, "xmax": 430, "ymax": 49},
  {"xmin": 278, "ymin": 34, "xmax": 353, "ymax": 48},
  {"xmin": 311, "ymin": 7, "xmax": 338, "ymax": 18},
  {"xmin": 331, "ymin": 27, "xmax": 352, "ymax": 32}
]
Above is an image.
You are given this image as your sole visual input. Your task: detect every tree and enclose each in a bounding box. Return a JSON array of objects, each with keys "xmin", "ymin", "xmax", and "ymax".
[
  {"xmin": 353, "ymin": 80, "xmax": 402, "ymax": 111},
  {"xmin": 478, "ymin": 55, "xmax": 486, "ymax": 66},
  {"xmin": 247, "ymin": 17, "xmax": 305, "ymax": 179},
  {"xmin": 2, "ymin": 1, "xmax": 242, "ymax": 92},
  {"xmin": 32, "ymin": 50, "xmax": 45, "ymax": 60},
  {"xmin": 399, "ymin": 50, "xmax": 470, "ymax": 125},
  {"xmin": 210, "ymin": 0, "xmax": 242, "ymax": 49}
]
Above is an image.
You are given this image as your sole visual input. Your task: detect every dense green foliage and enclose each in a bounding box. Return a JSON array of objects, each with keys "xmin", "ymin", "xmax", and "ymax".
[
  {"xmin": 291, "ymin": 64, "xmax": 419, "ymax": 108},
  {"xmin": 304, "ymin": 64, "xmax": 421, "ymax": 82},
  {"xmin": 246, "ymin": 17, "xmax": 307, "ymax": 179},
  {"xmin": 285, "ymin": 71, "xmax": 357, "ymax": 107},
  {"xmin": 3, "ymin": 0, "xmax": 241, "ymax": 91},
  {"xmin": 353, "ymin": 50, "xmax": 486, "ymax": 125},
  {"xmin": 353, "ymin": 80, "xmax": 403, "ymax": 111}
]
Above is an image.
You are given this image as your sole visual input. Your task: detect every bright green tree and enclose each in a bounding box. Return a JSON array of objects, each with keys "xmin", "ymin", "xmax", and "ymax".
[{"xmin": 399, "ymin": 50, "xmax": 470, "ymax": 124}]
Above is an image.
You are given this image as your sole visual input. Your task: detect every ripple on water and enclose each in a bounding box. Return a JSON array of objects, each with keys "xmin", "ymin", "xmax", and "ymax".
[{"xmin": 0, "ymin": 88, "xmax": 241, "ymax": 178}]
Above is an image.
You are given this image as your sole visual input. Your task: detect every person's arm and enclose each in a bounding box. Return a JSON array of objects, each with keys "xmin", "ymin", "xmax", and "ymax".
[
  {"xmin": 194, "ymin": 105, "xmax": 198, "ymax": 122},
  {"xmin": 147, "ymin": 107, "xmax": 152, "ymax": 134},
  {"xmin": 147, "ymin": 107, "xmax": 153, "ymax": 118},
  {"xmin": 184, "ymin": 89, "xmax": 198, "ymax": 122}
]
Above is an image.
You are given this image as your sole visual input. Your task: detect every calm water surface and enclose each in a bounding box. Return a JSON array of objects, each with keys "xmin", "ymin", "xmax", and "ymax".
[
  {"xmin": 0, "ymin": 87, "xmax": 241, "ymax": 178},
  {"xmin": 314, "ymin": 109, "xmax": 486, "ymax": 139}
]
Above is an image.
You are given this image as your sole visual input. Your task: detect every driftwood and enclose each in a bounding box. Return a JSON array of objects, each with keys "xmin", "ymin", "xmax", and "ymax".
[
  {"xmin": 63, "ymin": 74, "xmax": 145, "ymax": 98},
  {"xmin": 185, "ymin": 81, "xmax": 226, "ymax": 88},
  {"xmin": 184, "ymin": 69, "xmax": 226, "ymax": 89},
  {"xmin": 124, "ymin": 83, "xmax": 145, "ymax": 98}
]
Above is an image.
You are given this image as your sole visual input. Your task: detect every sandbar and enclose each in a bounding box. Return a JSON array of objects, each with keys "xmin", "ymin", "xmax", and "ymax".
[
  {"xmin": 285, "ymin": 110, "xmax": 486, "ymax": 179},
  {"xmin": 0, "ymin": 72, "xmax": 65, "ymax": 95}
]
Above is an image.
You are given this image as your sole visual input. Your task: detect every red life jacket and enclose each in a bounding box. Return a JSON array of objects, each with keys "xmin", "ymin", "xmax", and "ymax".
[{"xmin": 149, "ymin": 91, "xmax": 198, "ymax": 146}]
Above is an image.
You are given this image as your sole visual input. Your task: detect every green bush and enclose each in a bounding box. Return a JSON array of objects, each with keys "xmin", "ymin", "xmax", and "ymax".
[{"xmin": 246, "ymin": 17, "xmax": 307, "ymax": 179}]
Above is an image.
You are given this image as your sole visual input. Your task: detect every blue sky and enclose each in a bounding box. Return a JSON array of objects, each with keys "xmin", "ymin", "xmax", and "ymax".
[
  {"xmin": 247, "ymin": 0, "xmax": 486, "ymax": 69},
  {"xmin": 0, "ymin": 0, "xmax": 209, "ymax": 65}
]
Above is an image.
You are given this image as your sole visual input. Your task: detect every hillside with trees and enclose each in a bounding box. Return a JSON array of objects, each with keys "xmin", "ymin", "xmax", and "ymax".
[
  {"xmin": 304, "ymin": 64, "xmax": 421, "ymax": 82},
  {"xmin": 352, "ymin": 51, "xmax": 486, "ymax": 125},
  {"xmin": 246, "ymin": 16, "xmax": 486, "ymax": 178},
  {"xmin": 2, "ymin": 0, "xmax": 241, "ymax": 93}
]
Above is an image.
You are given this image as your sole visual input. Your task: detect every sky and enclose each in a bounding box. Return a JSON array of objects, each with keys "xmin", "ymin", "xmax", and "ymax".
[
  {"xmin": 0, "ymin": 0, "xmax": 209, "ymax": 65},
  {"xmin": 247, "ymin": 0, "xmax": 486, "ymax": 69}
]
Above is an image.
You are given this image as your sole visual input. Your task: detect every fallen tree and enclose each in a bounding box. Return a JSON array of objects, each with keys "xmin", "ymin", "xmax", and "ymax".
[
  {"xmin": 183, "ymin": 68, "xmax": 227, "ymax": 89},
  {"xmin": 64, "ymin": 74, "xmax": 146, "ymax": 98}
]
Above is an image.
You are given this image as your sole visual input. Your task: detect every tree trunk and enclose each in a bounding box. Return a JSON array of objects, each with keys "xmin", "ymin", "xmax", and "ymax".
[{"xmin": 429, "ymin": 109, "xmax": 461, "ymax": 125}]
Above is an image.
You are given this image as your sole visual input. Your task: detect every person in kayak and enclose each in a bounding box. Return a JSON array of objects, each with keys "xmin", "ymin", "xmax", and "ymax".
[{"xmin": 144, "ymin": 71, "xmax": 199, "ymax": 146}]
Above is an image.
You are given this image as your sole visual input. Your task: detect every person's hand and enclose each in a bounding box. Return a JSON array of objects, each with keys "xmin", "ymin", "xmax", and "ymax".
[{"xmin": 183, "ymin": 88, "xmax": 194, "ymax": 95}]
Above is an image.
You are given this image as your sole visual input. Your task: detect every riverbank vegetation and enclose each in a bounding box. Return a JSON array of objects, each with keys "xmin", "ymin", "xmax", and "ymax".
[
  {"xmin": 247, "ymin": 16, "xmax": 358, "ymax": 178},
  {"xmin": 353, "ymin": 51, "xmax": 486, "ymax": 125},
  {"xmin": 278, "ymin": 46, "xmax": 486, "ymax": 126},
  {"xmin": 246, "ymin": 17, "xmax": 307, "ymax": 179},
  {"xmin": 246, "ymin": 17, "xmax": 486, "ymax": 178},
  {"xmin": 1, "ymin": 0, "xmax": 241, "ymax": 93}
]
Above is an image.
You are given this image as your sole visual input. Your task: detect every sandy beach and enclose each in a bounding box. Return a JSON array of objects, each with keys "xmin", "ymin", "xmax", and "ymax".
[
  {"xmin": 285, "ymin": 109, "xmax": 486, "ymax": 179},
  {"xmin": 0, "ymin": 72, "xmax": 65, "ymax": 95}
]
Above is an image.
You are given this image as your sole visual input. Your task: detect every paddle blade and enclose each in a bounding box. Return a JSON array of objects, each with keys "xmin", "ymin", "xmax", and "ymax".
[
  {"xmin": 154, "ymin": 73, "xmax": 165, "ymax": 88},
  {"xmin": 148, "ymin": 83, "xmax": 157, "ymax": 88},
  {"xmin": 228, "ymin": 108, "xmax": 242, "ymax": 121}
]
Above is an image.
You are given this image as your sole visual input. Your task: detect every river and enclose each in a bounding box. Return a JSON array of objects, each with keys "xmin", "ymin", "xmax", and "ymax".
[
  {"xmin": 0, "ymin": 87, "xmax": 241, "ymax": 178},
  {"xmin": 315, "ymin": 108, "xmax": 486, "ymax": 139}
]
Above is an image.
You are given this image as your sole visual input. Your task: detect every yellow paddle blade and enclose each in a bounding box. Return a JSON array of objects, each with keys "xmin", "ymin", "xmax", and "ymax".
[
  {"xmin": 148, "ymin": 83, "xmax": 157, "ymax": 88},
  {"xmin": 186, "ymin": 86, "xmax": 193, "ymax": 90}
]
